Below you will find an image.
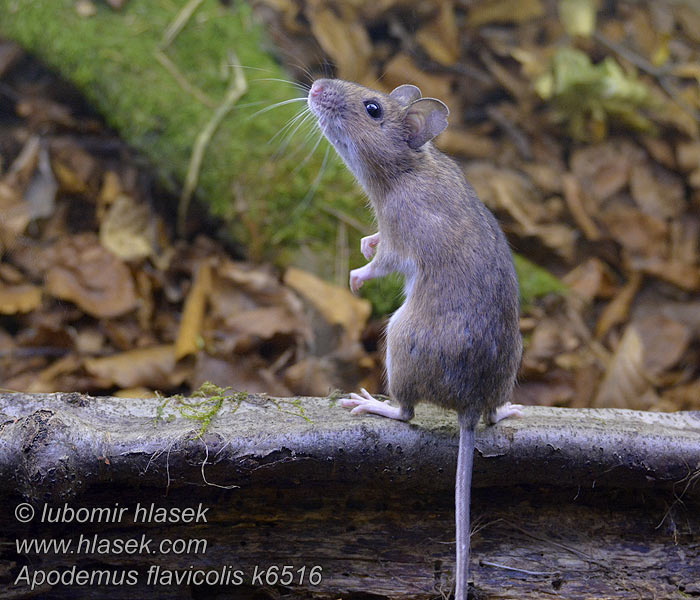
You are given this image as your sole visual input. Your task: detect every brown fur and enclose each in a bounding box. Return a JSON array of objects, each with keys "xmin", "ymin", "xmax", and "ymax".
[{"xmin": 309, "ymin": 78, "xmax": 521, "ymax": 428}]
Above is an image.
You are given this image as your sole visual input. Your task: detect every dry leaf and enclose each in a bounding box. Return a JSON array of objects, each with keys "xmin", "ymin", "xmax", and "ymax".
[
  {"xmin": 563, "ymin": 258, "xmax": 617, "ymax": 302},
  {"xmin": 629, "ymin": 163, "xmax": 685, "ymax": 219},
  {"xmin": 675, "ymin": 4, "xmax": 700, "ymax": 44},
  {"xmin": 305, "ymin": 1, "xmax": 373, "ymax": 83},
  {"xmin": 562, "ymin": 173, "xmax": 600, "ymax": 240},
  {"xmin": 513, "ymin": 369, "xmax": 576, "ymax": 407},
  {"xmin": 283, "ymin": 356, "xmax": 336, "ymax": 397},
  {"xmin": 6, "ymin": 135, "xmax": 40, "ymax": 187},
  {"xmin": 593, "ymin": 323, "xmax": 653, "ymax": 409},
  {"xmin": 99, "ymin": 194, "xmax": 153, "ymax": 261},
  {"xmin": 676, "ymin": 141, "xmax": 700, "ymax": 188},
  {"xmin": 640, "ymin": 136, "xmax": 676, "ymax": 170},
  {"xmin": 24, "ymin": 144, "xmax": 57, "ymax": 221},
  {"xmin": 0, "ymin": 136, "xmax": 40, "ymax": 249},
  {"xmin": 24, "ymin": 355, "xmax": 85, "ymax": 394},
  {"xmin": 50, "ymin": 140, "xmax": 99, "ymax": 195},
  {"xmin": 600, "ymin": 204, "xmax": 667, "ymax": 259},
  {"xmin": 45, "ymin": 233, "xmax": 138, "ymax": 318},
  {"xmin": 662, "ymin": 380, "xmax": 700, "ymax": 411},
  {"xmin": 435, "ymin": 128, "xmax": 498, "ymax": 159},
  {"xmin": 0, "ymin": 184, "xmax": 30, "ymax": 252},
  {"xmin": 635, "ymin": 315, "xmax": 691, "ymax": 377},
  {"xmin": 415, "ymin": 0, "xmax": 460, "ymax": 66},
  {"xmin": 468, "ymin": 0, "xmax": 544, "ymax": 27},
  {"xmin": 595, "ymin": 272, "xmax": 642, "ymax": 339},
  {"xmin": 190, "ymin": 353, "xmax": 291, "ymax": 396},
  {"xmin": 284, "ymin": 266, "xmax": 371, "ymax": 342},
  {"xmin": 465, "ymin": 162, "xmax": 546, "ymax": 225},
  {"xmin": 670, "ymin": 217, "xmax": 700, "ymax": 267},
  {"xmin": 521, "ymin": 314, "xmax": 582, "ymax": 376},
  {"xmin": 629, "ymin": 256, "xmax": 700, "ymax": 291},
  {"xmin": 175, "ymin": 260, "xmax": 213, "ymax": 360},
  {"xmin": 16, "ymin": 98, "xmax": 78, "ymax": 129},
  {"xmin": 521, "ymin": 162, "xmax": 562, "ymax": 194},
  {"xmin": 0, "ymin": 283, "xmax": 42, "ymax": 315},
  {"xmin": 84, "ymin": 344, "xmax": 190, "ymax": 389},
  {"xmin": 570, "ymin": 142, "xmax": 643, "ymax": 203},
  {"xmin": 220, "ymin": 306, "xmax": 306, "ymax": 351}
]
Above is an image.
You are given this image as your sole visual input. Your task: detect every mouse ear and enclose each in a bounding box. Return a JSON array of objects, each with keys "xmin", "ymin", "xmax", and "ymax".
[
  {"xmin": 404, "ymin": 98, "xmax": 449, "ymax": 149},
  {"xmin": 390, "ymin": 84, "xmax": 422, "ymax": 106}
]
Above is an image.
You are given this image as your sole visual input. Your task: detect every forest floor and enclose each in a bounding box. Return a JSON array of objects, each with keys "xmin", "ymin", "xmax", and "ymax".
[{"xmin": 1, "ymin": 0, "xmax": 699, "ymax": 412}]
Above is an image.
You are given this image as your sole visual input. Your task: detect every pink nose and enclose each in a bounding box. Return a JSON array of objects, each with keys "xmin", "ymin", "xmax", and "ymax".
[{"xmin": 310, "ymin": 82, "xmax": 324, "ymax": 97}]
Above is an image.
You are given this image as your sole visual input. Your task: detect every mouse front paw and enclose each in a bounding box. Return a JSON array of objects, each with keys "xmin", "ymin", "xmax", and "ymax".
[
  {"xmin": 340, "ymin": 388, "xmax": 404, "ymax": 420},
  {"xmin": 360, "ymin": 232, "xmax": 380, "ymax": 260},
  {"xmin": 349, "ymin": 263, "xmax": 375, "ymax": 293}
]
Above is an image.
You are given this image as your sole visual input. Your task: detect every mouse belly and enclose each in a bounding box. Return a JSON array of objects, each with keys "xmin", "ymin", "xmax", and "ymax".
[{"xmin": 385, "ymin": 299, "xmax": 520, "ymax": 416}]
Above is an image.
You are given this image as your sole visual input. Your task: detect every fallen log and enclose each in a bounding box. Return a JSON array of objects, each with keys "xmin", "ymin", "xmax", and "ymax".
[{"xmin": 0, "ymin": 392, "xmax": 698, "ymax": 599}]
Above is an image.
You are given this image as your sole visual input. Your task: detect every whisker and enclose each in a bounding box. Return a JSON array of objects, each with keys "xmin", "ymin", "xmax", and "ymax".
[
  {"xmin": 268, "ymin": 107, "xmax": 311, "ymax": 147},
  {"xmin": 292, "ymin": 130, "xmax": 324, "ymax": 174},
  {"xmin": 277, "ymin": 110, "xmax": 315, "ymax": 151},
  {"xmin": 300, "ymin": 144, "xmax": 330, "ymax": 207},
  {"xmin": 227, "ymin": 64, "xmax": 276, "ymax": 73},
  {"xmin": 294, "ymin": 119, "xmax": 323, "ymax": 151},
  {"xmin": 295, "ymin": 62, "xmax": 317, "ymax": 86},
  {"xmin": 254, "ymin": 77, "xmax": 310, "ymax": 93},
  {"xmin": 273, "ymin": 113, "xmax": 317, "ymax": 160},
  {"xmin": 246, "ymin": 96, "xmax": 308, "ymax": 119}
]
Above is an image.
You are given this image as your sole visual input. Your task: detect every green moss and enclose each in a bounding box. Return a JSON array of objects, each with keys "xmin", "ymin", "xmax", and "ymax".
[
  {"xmin": 155, "ymin": 382, "xmax": 312, "ymax": 435},
  {"xmin": 155, "ymin": 382, "xmax": 247, "ymax": 438},
  {"xmin": 514, "ymin": 253, "xmax": 567, "ymax": 307}
]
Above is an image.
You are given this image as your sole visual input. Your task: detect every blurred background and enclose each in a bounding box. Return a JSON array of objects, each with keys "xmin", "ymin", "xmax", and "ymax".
[{"xmin": 0, "ymin": 0, "xmax": 698, "ymax": 412}]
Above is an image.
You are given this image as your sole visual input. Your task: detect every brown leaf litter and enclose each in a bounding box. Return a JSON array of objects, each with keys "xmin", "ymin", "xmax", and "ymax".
[{"xmin": 3, "ymin": 0, "xmax": 700, "ymax": 411}]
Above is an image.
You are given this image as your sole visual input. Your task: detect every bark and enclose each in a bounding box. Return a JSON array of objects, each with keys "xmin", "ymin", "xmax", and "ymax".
[{"xmin": 0, "ymin": 392, "xmax": 698, "ymax": 599}]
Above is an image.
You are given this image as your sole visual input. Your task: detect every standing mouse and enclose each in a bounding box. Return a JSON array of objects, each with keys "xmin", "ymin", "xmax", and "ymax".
[{"xmin": 307, "ymin": 78, "xmax": 523, "ymax": 598}]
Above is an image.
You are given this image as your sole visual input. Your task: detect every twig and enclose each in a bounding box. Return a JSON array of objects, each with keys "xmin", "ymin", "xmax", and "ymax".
[
  {"xmin": 177, "ymin": 57, "xmax": 248, "ymax": 235},
  {"xmin": 154, "ymin": 50, "xmax": 216, "ymax": 108},
  {"xmin": 592, "ymin": 31, "xmax": 665, "ymax": 78},
  {"xmin": 161, "ymin": 0, "xmax": 206, "ymax": 48}
]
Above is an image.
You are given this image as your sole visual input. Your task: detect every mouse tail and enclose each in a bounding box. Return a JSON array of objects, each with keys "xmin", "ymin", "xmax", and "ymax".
[{"xmin": 456, "ymin": 413, "xmax": 475, "ymax": 600}]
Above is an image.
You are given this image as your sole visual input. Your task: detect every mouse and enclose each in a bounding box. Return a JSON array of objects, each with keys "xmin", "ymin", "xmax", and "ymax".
[{"xmin": 307, "ymin": 78, "xmax": 523, "ymax": 598}]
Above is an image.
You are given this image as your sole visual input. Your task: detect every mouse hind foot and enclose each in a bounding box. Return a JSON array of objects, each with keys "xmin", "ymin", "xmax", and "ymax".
[
  {"xmin": 340, "ymin": 388, "xmax": 413, "ymax": 421},
  {"xmin": 487, "ymin": 402, "xmax": 524, "ymax": 425}
]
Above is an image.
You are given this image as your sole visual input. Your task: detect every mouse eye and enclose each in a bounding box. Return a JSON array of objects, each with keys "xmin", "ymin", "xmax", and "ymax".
[{"xmin": 364, "ymin": 100, "xmax": 383, "ymax": 119}]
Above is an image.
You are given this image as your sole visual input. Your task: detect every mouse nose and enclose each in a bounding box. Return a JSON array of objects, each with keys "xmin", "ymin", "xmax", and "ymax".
[{"xmin": 309, "ymin": 81, "xmax": 324, "ymax": 97}]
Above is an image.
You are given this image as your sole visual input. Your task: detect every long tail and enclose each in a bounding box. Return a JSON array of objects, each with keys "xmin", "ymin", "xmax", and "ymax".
[{"xmin": 456, "ymin": 414, "xmax": 475, "ymax": 599}]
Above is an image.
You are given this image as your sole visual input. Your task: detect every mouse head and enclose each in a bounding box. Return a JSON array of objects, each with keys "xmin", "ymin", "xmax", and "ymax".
[{"xmin": 307, "ymin": 79, "xmax": 449, "ymax": 189}]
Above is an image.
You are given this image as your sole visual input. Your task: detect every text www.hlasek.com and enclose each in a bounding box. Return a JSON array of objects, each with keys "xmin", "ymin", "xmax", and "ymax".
[
  {"xmin": 17, "ymin": 534, "xmax": 206, "ymax": 556},
  {"xmin": 14, "ymin": 502, "xmax": 324, "ymax": 589}
]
